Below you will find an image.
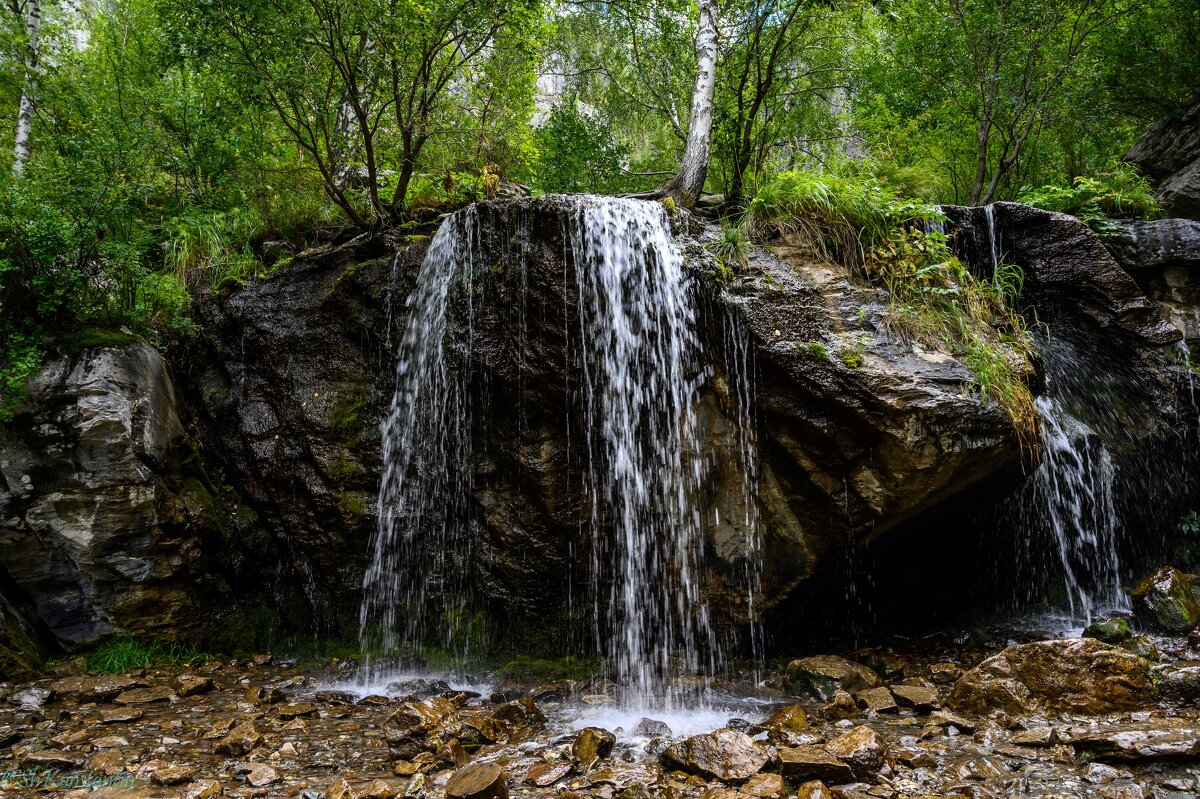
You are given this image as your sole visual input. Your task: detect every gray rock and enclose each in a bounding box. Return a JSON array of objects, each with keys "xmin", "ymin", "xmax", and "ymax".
[
  {"xmin": 1127, "ymin": 102, "xmax": 1200, "ymax": 220},
  {"xmin": 1131, "ymin": 566, "xmax": 1200, "ymax": 633},
  {"xmin": 1071, "ymin": 720, "xmax": 1200, "ymax": 761},
  {"xmin": 0, "ymin": 342, "xmax": 224, "ymax": 648},
  {"xmin": 1106, "ymin": 218, "xmax": 1200, "ymax": 270}
]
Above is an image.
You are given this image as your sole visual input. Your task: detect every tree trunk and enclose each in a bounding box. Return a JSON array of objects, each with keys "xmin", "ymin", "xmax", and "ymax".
[
  {"xmin": 664, "ymin": 0, "xmax": 718, "ymax": 205},
  {"xmin": 12, "ymin": 0, "xmax": 42, "ymax": 177}
]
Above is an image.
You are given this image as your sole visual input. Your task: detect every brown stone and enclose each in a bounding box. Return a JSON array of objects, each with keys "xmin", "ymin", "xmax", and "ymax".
[
  {"xmin": 823, "ymin": 725, "xmax": 890, "ymax": 781},
  {"xmin": 153, "ymin": 765, "xmax": 197, "ymax": 786},
  {"xmin": 524, "ymin": 761, "xmax": 572, "ymax": 786},
  {"xmin": 795, "ymin": 781, "xmax": 834, "ymax": 799},
  {"xmin": 662, "ymin": 729, "xmax": 768, "ymax": 783},
  {"xmin": 48, "ymin": 674, "xmax": 141, "ymax": 702},
  {"xmin": 740, "ymin": 772, "xmax": 784, "ymax": 797},
  {"xmin": 853, "ymin": 687, "xmax": 897, "ymax": 714},
  {"xmin": 572, "ymin": 726, "xmax": 616, "ymax": 765},
  {"xmin": 787, "ymin": 656, "xmax": 882, "ymax": 699},
  {"xmin": 99, "ymin": 707, "xmax": 143, "ymax": 724},
  {"xmin": 214, "ymin": 720, "xmax": 263, "ymax": 755},
  {"xmin": 777, "ymin": 746, "xmax": 854, "ymax": 784},
  {"xmin": 445, "ymin": 762, "xmax": 509, "ymax": 799},
  {"xmin": 819, "ymin": 690, "xmax": 859, "ymax": 720},
  {"xmin": 890, "ymin": 684, "xmax": 940, "ymax": 713},
  {"xmin": 114, "ymin": 685, "xmax": 175, "ymax": 705},
  {"xmin": 176, "ymin": 675, "xmax": 214, "ymax": 697},
  {"xmin": 949, "ymin": 638, "xmax": 1155, "ymax": 715},
  {"xmin": 277, "ymin": 702, "xmax": 319, "ymax": 720},
  {"xmin": 182, "ymin": 780, "xmax": 223, "ymax": 799},
  {"xmin": 1070, "ymin": 720, "xmax": 1200, "ymax": 761}
]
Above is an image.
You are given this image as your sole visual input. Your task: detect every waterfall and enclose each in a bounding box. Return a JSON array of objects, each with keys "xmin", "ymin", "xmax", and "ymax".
[
  {"xmin": 983, "ymin": 203, "xmax": 1003, "ymax": 274},
  {"xmin": 566, "ymin": 197, "xmax": 719, "ymax": 707},
  {"xmin": 362, "ymin": 196, "xmax": 761, "ymax": 706},
  {"xmin": 1029, "ymin": 395, "xmax": 1125, "ymax": 624},
  {"xmin": 360, "ymin": 207, "xmax": 482, "ymax": 664}
]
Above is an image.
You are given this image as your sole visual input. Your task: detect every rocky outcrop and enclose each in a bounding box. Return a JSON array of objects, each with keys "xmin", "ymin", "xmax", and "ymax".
[
  {"xmin": 944, "ymin": 203, "xmax": 1180, "ymax": 347},
  {"xmin": 0, "ymin": 343, "xmax": 226, "ymax": 652},
  {"xmin": 1127, "ymin": 102, "xmax": 1200, "ymax": 220},
  {"xmin": 1106, "ymin": 217, "xmax": 1200, "ymax": 349}
]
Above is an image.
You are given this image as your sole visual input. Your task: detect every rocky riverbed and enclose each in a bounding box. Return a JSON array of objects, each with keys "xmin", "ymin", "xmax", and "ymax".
[{"xmin": 3, "ymin": 621, "xmax": 1200, "ymax": 799}]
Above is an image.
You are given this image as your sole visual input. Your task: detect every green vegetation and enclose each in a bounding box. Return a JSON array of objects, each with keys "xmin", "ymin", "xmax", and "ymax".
[
  {"xmin": 802, "ymin": 342, "xmax": 829, "ymax": 362},
  {"xmin": 497, "ymin": 655, "xmax": 600, "ymax": 682},
  {"xmin": 1176, "ymin": 512, "xmax": 1200, "ymax": 570},
  {"xmin": 1, "ymin": 0, "xmax": 1195, "ymax": 418},
  {"xmin": 866, "ymin": 228, "xmax": 1036, "ymax": 443},
  {"xmin": 1018, "ymin": 167, "xmax": 1163, "ymax": 235},
  {"xmin": 84, "ymin": 636, "xmax": 208, "ymax": 674}
]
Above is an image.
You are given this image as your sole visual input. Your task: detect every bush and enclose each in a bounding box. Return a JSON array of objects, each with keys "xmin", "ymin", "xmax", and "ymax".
[{"xmin": 1018, "ymin": 166, "xmax": 1162, "ymax": 235}]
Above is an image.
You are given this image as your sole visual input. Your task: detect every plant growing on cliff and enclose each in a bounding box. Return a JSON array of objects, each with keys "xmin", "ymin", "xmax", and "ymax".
[
  {"xmin": 1017, "ymin": 166, "xmax": 1162, "ymax": 235},
  {"xmin": 867, "ymin": 229, "xmax": 1036, "ymax": 443}
]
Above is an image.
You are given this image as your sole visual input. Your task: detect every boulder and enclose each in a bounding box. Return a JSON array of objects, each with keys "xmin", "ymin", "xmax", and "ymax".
[
  {"xmin": 572, "ymin": 727, "xmax": 616, "ymax": 765},
  {"xmin": 853, "ymin": 686, "xmax": 897, "ymax": 714},
  {"xmin": 48, "ymin": 674, "xmax": 141, "ymax": 702},
  {"xmin": 214, "ymin": 720, "xmax": 263, "ymax": 756},
  {"xmin": 1131, "ymin": 566, "xmax": 1200, "ymax": 632},
  {"xmin": 1106, "ymin": 218, "xmax": 1200, "ymax": 270},
  {"xmin": 661, "ymin": 729, "xmax": 768, "ymax": 782},
  {"xmin": 1071, "ymin": 720, "xmax": 1200, "ymax": 761},
  {"xmin": 787, "ymin": 656, "xmax": 882, "ymax": 700},
  {"xmin": 1083, "ymin": 617, "xmax": 1133, "ymax": 645},
  {"xmin": 823, "ymin": 725, "xmax": 890, "ymax": 781},
  {"xmin": 761, "ymin": 704, "xmax": 808, "ymax": 740},
  {"xmin": 949, "ymin": 638, "xmax": 1155, "ymax": 715},
  {"xmin": 1126, "ymin": 102, "xmax": 1200, "ymax": 220},
  {"xmin": 1151, "ymin": 661, "xmax": 1200, "ymax": 700}
]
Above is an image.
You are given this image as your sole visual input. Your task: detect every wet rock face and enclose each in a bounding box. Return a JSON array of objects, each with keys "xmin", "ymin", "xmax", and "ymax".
[
  {"xmin": 189, "ymin": 233, "xmax": 414, "ymax": 638},
  {"xmin": 1107, "ymin": 218, "xmax": 1200, "ymax": 350},
  {"xmin": 0, "ymin": 343, "xmax": 225, "ymax": 650},
  {"xmin": 949, "ymin": 638, "xmax": 1156, "ymax": 715},
  {"xmin": 1126, "ymin": 102, "xmax": 1200, "ymax": 221},
  {"xmin": 944, "ymin": 203, "xmax": 1180, "ymax": 348}
]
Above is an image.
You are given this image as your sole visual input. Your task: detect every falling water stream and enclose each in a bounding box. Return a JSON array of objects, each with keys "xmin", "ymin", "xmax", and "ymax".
[{"xmin": 360, "ymin": 196, "xmax": 762, "ymax": 723}]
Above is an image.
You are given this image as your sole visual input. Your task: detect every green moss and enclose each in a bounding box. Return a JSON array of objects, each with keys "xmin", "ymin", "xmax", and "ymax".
[
  {"xmin": 840, "ymin": 350, "xmax": 863, "ymax": 368},
  {"xmin": 61, "ymin": 327, "xmax": 141, "ymax": 354},
  {"xmin": 327, "ymin": 457, "xmax": 365, "ymax": 486},
  {"xmin": 329, "ymin": 392, "xmax": 366, "ymax": 436},
  {"xmin": 336, "ymin": 490, "xmax": 366, "ymax": 518},
  {"xmin": 802, "ymin": 341, "xmax": 829, "ymax": 362},
  {"xmin": 497, "ymin": 655, "xmax": 600, "ymax": 683}
]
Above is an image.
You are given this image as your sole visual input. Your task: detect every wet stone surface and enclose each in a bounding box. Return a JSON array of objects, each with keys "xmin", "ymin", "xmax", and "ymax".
[{"xmin": 1, "ymin": 634, "xmax": 1200, "ymax": 798}]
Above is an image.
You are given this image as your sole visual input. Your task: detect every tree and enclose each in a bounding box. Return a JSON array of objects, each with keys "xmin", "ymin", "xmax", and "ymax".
[
  {"xmin": 9, "ymin": 0, "xmax": 42, "ymax": 175},
  {"xmin": 881, "ymin": 0, "xmax": 1132, "ymax": 205},
  {"xmin": 662, "ymin": 0, "xmax": 716, "ymax": 204},
  {"xmin": 164, "ymin": 0, "xmax": 542, "ymax": 226}
]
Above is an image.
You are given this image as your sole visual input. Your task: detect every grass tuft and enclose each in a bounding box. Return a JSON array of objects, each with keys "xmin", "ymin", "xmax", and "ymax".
[{"xmin": 84, "ymin": 636, "xmax": 208, "ymax": 674}]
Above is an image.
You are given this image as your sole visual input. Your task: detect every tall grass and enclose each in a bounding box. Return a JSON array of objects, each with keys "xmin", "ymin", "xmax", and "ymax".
[{"xmin": 744, "ymin": 166, "xmax": 1037, "ymax": 446}]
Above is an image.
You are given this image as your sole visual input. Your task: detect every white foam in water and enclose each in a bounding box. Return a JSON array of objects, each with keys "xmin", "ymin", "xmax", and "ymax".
[
  {"xmin": 557, "ymin": 699, "xmax": 769, "ymax": 740},
  {"xmin": 317, "ymin": 668, "xmax": 495, "ymax": 702}
]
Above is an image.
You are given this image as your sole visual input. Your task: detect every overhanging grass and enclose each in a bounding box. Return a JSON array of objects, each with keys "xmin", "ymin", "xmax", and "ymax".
[{"xmin": 744, "ymin": 167, "xmax": 1037, "ymax": 447}]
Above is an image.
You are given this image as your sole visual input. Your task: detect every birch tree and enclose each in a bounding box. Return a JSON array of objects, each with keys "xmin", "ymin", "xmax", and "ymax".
[
  {"xmin": 11, "ymin": 0, "xmax": 42, "ymax": 176},
  {"xmin": 663, "ymin": 0, "xmax": 716, "ymax": 204}
]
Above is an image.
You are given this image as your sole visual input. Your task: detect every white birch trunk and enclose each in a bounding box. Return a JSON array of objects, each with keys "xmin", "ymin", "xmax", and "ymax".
[
  {"xmin": 665, "ymin": 0, "xmax": 717, "ymax": 204},
  {"xmin": 13, "ymin": 0, "xmax": 43, "ymax": 177}
]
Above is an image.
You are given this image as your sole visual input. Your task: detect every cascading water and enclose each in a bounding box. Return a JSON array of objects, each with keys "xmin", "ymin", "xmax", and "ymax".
[
  {"xmin": 360, "ymin": 207, "xmax": 482, "ymax": 668},
  {"xmin": 566, "ymin": 198, "xmax": 720, "ymax": 708},
  {"xmin": 1027, "ymin": 394, "xmax": 1125, "ymax": 624},
  {"xmin": 983, "ymin": 203, "xmax": 1003, "ymax": 274},
  {"xmin": 361, "ymin": 195, "xmax": 762, "ymax": 712}
]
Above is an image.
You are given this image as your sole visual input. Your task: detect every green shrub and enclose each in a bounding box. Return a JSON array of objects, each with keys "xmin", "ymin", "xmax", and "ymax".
[
  {"xmin": 1018, "ymin": 165, "xmax": 1162, "ymax": 235},
  {"xmin": 866, "ymin": 229, "xmax": 1036, "ymax": 445},
  {"xmin": 744, "ymin": 166, "xmax": 938, "ymax": 268}
]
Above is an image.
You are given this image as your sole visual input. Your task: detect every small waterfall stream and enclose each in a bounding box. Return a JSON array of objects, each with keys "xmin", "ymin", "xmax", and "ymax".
[{"xmin": 361, "ymin": 196, "xmax": 762, "ymax": 713}]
